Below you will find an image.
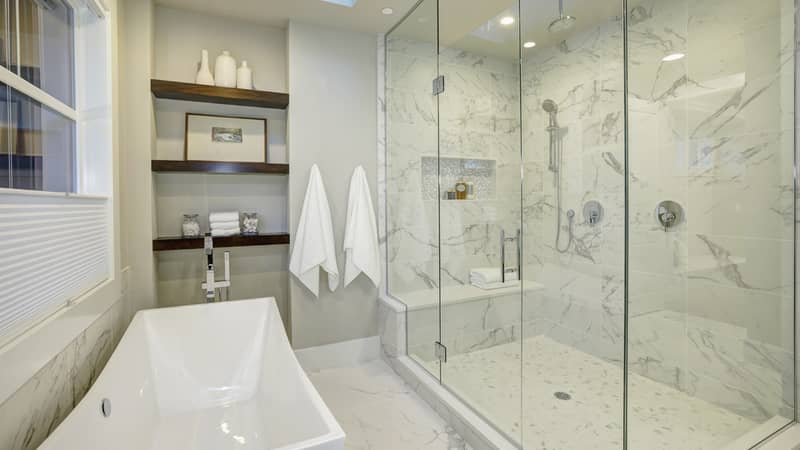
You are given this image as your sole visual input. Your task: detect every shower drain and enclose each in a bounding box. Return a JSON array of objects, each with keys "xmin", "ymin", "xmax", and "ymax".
[{"xmin": 554, "ymin": 391, "xmax": 571, "ymax": 400}]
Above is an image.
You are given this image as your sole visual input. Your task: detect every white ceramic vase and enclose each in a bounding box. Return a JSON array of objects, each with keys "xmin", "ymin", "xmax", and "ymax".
[
  {"xmin": 214, "ymin": 51, "xmax": 237, "ymax": 88},
  {"xmin": 195, "ymin": 49, "xmax": 214, "ymax": 86},
  {"xmin": 236, "ymin": 61, "xmax": 253, "ymax": 89}
]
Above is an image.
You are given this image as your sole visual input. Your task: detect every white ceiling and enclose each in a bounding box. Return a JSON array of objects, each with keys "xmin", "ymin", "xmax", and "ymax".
[
  {"xmin": 154, "ymin": 0, "xmax": 422, "ymax": 33},
  {"xmin": 155, "ymin": 0, "xmax": 627, "ymax": 58}
]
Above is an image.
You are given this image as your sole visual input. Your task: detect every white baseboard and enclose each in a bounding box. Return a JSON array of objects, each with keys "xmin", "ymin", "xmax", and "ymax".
[{"xmin": 294, "ymin": 336, "xmax": 381, "ymax": 372}]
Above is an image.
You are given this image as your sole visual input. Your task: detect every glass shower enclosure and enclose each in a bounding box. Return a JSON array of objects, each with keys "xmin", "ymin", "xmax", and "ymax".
[{"xmin": 385, "ymin": 0, "xmax": 796, "ymax": 448}]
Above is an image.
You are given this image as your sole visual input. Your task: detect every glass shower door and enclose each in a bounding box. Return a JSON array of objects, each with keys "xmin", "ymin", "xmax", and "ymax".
[
  {"xmin": 626, "ymin": 0, "xmax": 796, "ymax": 448},
  {"xmin": 385, "ymin": 0, "xmax": 441, "ymax": 380},
  {"xmin": 437, "ymin": 0, "xmax": 525, "ymax": 444}
]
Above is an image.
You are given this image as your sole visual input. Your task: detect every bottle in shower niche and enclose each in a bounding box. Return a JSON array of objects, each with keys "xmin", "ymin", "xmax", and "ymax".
[{"xmin": 455, "ymin": 181, "xmax": 468, "ymax": 200}]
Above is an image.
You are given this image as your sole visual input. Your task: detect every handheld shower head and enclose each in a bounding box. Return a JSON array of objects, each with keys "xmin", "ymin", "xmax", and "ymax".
[
  {"xmin": 542, "ymin": 99, "xmax": 559, "ymax": 128},
  {"xmin": 542, "ymin": 99, "xmax": 558, "ymax": 114}
]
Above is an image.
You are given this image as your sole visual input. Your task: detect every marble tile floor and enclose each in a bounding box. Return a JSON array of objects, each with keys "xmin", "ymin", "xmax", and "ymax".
[
  {"xmin": 420, "ymin": 336, "xmax": 759, "ymax": 450},
  {"xmin": 306, "ymin": 359, "xmax": 471, "ymax": 450}
]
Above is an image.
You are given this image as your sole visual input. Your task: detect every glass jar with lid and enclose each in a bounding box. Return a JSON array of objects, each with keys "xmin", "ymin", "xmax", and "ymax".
[
  {"xmin": 242, "ymin": 212, "xmax": 259, "ymax": 235},
  {"xmin": 182, "ymin": 214, "xmax": 201, "ymax": 237}
]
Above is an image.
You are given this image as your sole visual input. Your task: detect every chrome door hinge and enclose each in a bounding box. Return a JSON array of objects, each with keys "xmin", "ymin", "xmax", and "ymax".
[
  {"xmin": 432, "ymin": 75, "xmax": 445, "ymax": 95},
  {"xmin": 434, "ymin": 341, "xmax": 447, "ymax": 363}
]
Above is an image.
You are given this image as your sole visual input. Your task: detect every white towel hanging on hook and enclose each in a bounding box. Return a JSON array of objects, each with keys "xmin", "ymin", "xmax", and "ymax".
[
  {"xmin": 343, "ymin": 165, "xmax": 380, "ymax": 288},
  {"xmin": 289, "ymin": 164, "xmax": 339, "ymax": 297}
]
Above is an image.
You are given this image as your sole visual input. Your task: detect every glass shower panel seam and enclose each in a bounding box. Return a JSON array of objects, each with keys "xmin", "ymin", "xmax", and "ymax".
[
  {"xmin": 622, "ymin": 0, "xmax": 629, "ymax": 449},
  {"xmin": 793, "ymin": 0, "xmax": 799, "ymax": 427},
  {"xmin": 435, "ymin": 0, "xmax": 442, "ymax": 384}
]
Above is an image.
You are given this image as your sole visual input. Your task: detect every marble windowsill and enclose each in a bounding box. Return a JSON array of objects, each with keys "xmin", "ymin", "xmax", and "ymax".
[
  {"xmin": 0, "ymin": 277, "xmax": 121, "ymax": 404},
  {"xmin": 395, "ymin": 280, "xmax": 545, "ymax": 311}
]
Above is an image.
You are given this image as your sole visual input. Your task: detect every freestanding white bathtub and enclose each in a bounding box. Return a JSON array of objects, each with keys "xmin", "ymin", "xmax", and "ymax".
[{"xmin": 40, "ymin": 298, "xmax": 345, "ymax": 450}]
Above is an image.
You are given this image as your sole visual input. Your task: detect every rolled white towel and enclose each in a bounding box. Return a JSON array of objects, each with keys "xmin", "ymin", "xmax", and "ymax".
[
  {"xmin": 211, "ymin": 228, "xmax": 240, "ymax": 237},
  {"xmin": 209, "ymin": 211, "xmax": 239, "ymax": 223},
  {"xmin": 210, "ymin": 220, "xmax": 240, "ymax": 229},
  {"xmin": 469, "ymin": 268, "xmax": 518, "ymax": 284}
]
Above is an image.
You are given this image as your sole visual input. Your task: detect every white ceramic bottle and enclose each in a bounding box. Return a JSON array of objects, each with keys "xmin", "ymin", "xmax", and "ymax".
[
  {"xmin": 214, "ymin": 50, "xmax": 237, "ymax": 88},
  {"xmin": 236, "ymin": 61, "xmax": 253, "ymax": 90},
  {"xmin": 195, "ymin": 49, "xmax": 214, "ymax": 85}
]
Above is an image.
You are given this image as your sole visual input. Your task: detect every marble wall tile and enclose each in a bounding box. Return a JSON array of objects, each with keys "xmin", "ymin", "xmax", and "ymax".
[
  {"xmin": 0, "ymin": 299, "xmax": 126, "ymax": 450},
  {"xmin": 377, "ymin": 299, "xmax": 406, "ymax": 359}
]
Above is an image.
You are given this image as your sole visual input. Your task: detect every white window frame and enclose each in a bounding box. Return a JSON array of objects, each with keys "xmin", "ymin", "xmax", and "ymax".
[
  {"xmin": 0, "ymin": 0, "xmax": 113, "ymax": 348},
  {"xmin": 0, "ymin": 0, "xmax": 111, "ymax": 193}
]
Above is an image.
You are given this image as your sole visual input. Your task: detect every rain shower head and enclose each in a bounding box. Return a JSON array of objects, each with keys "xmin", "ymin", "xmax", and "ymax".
[
  {"xmin": 548, "ymin": 0, "xmax": 576, "ymax": 33},
  {"xmin": 548, "ymin": 15, "xmax": 576, "ymax": 32}
]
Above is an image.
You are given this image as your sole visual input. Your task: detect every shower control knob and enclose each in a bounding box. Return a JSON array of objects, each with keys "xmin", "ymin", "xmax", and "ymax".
[
  {"xmin": 582, "ymin": 201, "xmax": 603, "ymax": 226},
  {"xmin": 655, "ymin": 200, "xmax": 683, "ymax": 231}
]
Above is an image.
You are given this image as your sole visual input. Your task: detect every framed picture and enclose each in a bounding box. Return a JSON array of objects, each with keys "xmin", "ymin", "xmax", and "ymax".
[{"xmin": 184, "ymin": 113, "xmax": 267, "ymax": 163}]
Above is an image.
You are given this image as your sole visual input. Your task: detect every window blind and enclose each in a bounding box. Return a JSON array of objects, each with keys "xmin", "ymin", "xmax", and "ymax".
[{"xmin": 0, "ymin": 191, "xmax": 109, "ymax": 342}]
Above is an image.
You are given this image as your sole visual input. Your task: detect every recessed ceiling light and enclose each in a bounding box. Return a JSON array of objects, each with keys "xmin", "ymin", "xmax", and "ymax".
[
  {"xmin": 662, "ymin": 52, "xmax": 685, "ymax": 62},
  {"xmin": 381, "ymin": 7, "xmax": 393, "ymax": 15},
  {"xmin": 500, "ymin": 16, "xmax": 515, "ymax": 26},
  {"xmin": 320, "ymin": 0, "xmax": 357, "ymax": 6},
  {"xmin": 523, "ymin": 41, "xmax": 536, "ymax": 48}
]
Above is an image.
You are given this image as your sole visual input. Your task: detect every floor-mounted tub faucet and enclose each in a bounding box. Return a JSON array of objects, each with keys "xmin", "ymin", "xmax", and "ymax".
[{"xmin": 202, "ymin": 233, "xmax": 230, "ymax": 302}]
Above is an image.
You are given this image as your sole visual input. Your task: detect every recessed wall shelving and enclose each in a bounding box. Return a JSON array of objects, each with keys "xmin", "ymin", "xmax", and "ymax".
[
  {"xmin": 150, "ymin": 78, "xmax": 290, "ymax": 254},
  {"xmin": 150, "ymin": 79, "xmax": 289, "ymax": 109}
]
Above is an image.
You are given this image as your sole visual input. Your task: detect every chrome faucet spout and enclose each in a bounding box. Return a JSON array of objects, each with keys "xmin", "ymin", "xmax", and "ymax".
[
  {"xmin": 201, "ymin": 234, "xmax": 231, "ymax": 302},
  {"xmin": 204, "ymin": 234, "xmax": 216, "ymax": 301}
]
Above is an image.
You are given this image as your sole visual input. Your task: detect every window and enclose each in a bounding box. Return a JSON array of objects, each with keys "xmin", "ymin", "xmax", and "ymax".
[
  {"xmin": 0, "ymin": 0, "xmax": 78, "ymax": 191},
  {"xmin": 0, "ymin": 87, "xmax": 76, "ymax": 191},
  {"xmin": 0, "ymin": 0, "xmax": 111, "ymax": 344}
]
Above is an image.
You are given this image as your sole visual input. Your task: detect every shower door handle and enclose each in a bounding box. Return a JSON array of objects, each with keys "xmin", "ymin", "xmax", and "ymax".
[
  {"xmin": 500, "ymin": 229, "xmax": 521, "ymax": 283},
  {"xmin": 516, "ymin": 229, "xmax": 522, "ymax": 283},
  {"xmin": 500, "ymin": 229, "xmax": 506, "ymax": 282}
]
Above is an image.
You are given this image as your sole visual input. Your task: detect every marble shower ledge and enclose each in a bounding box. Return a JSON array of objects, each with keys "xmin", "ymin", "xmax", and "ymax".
[{"xmin": 397, "ymin": 280, "xmax": 545, "ymax": 311}]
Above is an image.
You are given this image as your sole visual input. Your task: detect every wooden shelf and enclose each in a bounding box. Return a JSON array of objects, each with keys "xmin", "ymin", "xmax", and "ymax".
[
  {"xmin": 151, "ymin": 79, "xmax": 289, "ymax": 109},
  {"xmin": 151, "ymin": 160, "xmax": 289, "ymax": 174},
  {"xmin": 153, "ymin": 233, "xmax": 290, "ymax": 251}
]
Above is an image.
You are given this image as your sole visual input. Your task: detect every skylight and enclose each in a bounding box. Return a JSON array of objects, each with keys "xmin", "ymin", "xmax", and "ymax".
[{"xmin": 320, "ymin": 0, "xmax": 358, "ymax": 6}]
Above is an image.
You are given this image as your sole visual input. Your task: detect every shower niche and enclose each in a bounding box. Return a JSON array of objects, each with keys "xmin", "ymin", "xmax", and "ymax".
[{"xmin": 420, "ymin": 156, "xmax": 497, "ymax": 201}]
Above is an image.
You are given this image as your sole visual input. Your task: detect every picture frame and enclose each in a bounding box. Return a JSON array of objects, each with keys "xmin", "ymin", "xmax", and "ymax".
[{"xmin": 184, "ymin": 113, "xmax": 267, "ymax": 163}]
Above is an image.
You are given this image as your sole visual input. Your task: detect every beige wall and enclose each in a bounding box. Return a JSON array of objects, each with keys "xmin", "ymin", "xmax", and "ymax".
[
  {"xmin": 121, "ymin": 0, "xmax": 158, "ymax": 318},
  {"xmin": 153, "ymin": 5, "xmax": 286, "ymax": 92},
  {"xmin": 287, "ymin": 21, "xmax": 379, "ymax": 349}
]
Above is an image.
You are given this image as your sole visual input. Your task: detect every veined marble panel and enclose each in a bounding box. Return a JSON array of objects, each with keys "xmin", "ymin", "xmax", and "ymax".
[{"xmin": 0, "ymin": 299, "xmax": 126, "ymax": 450}]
